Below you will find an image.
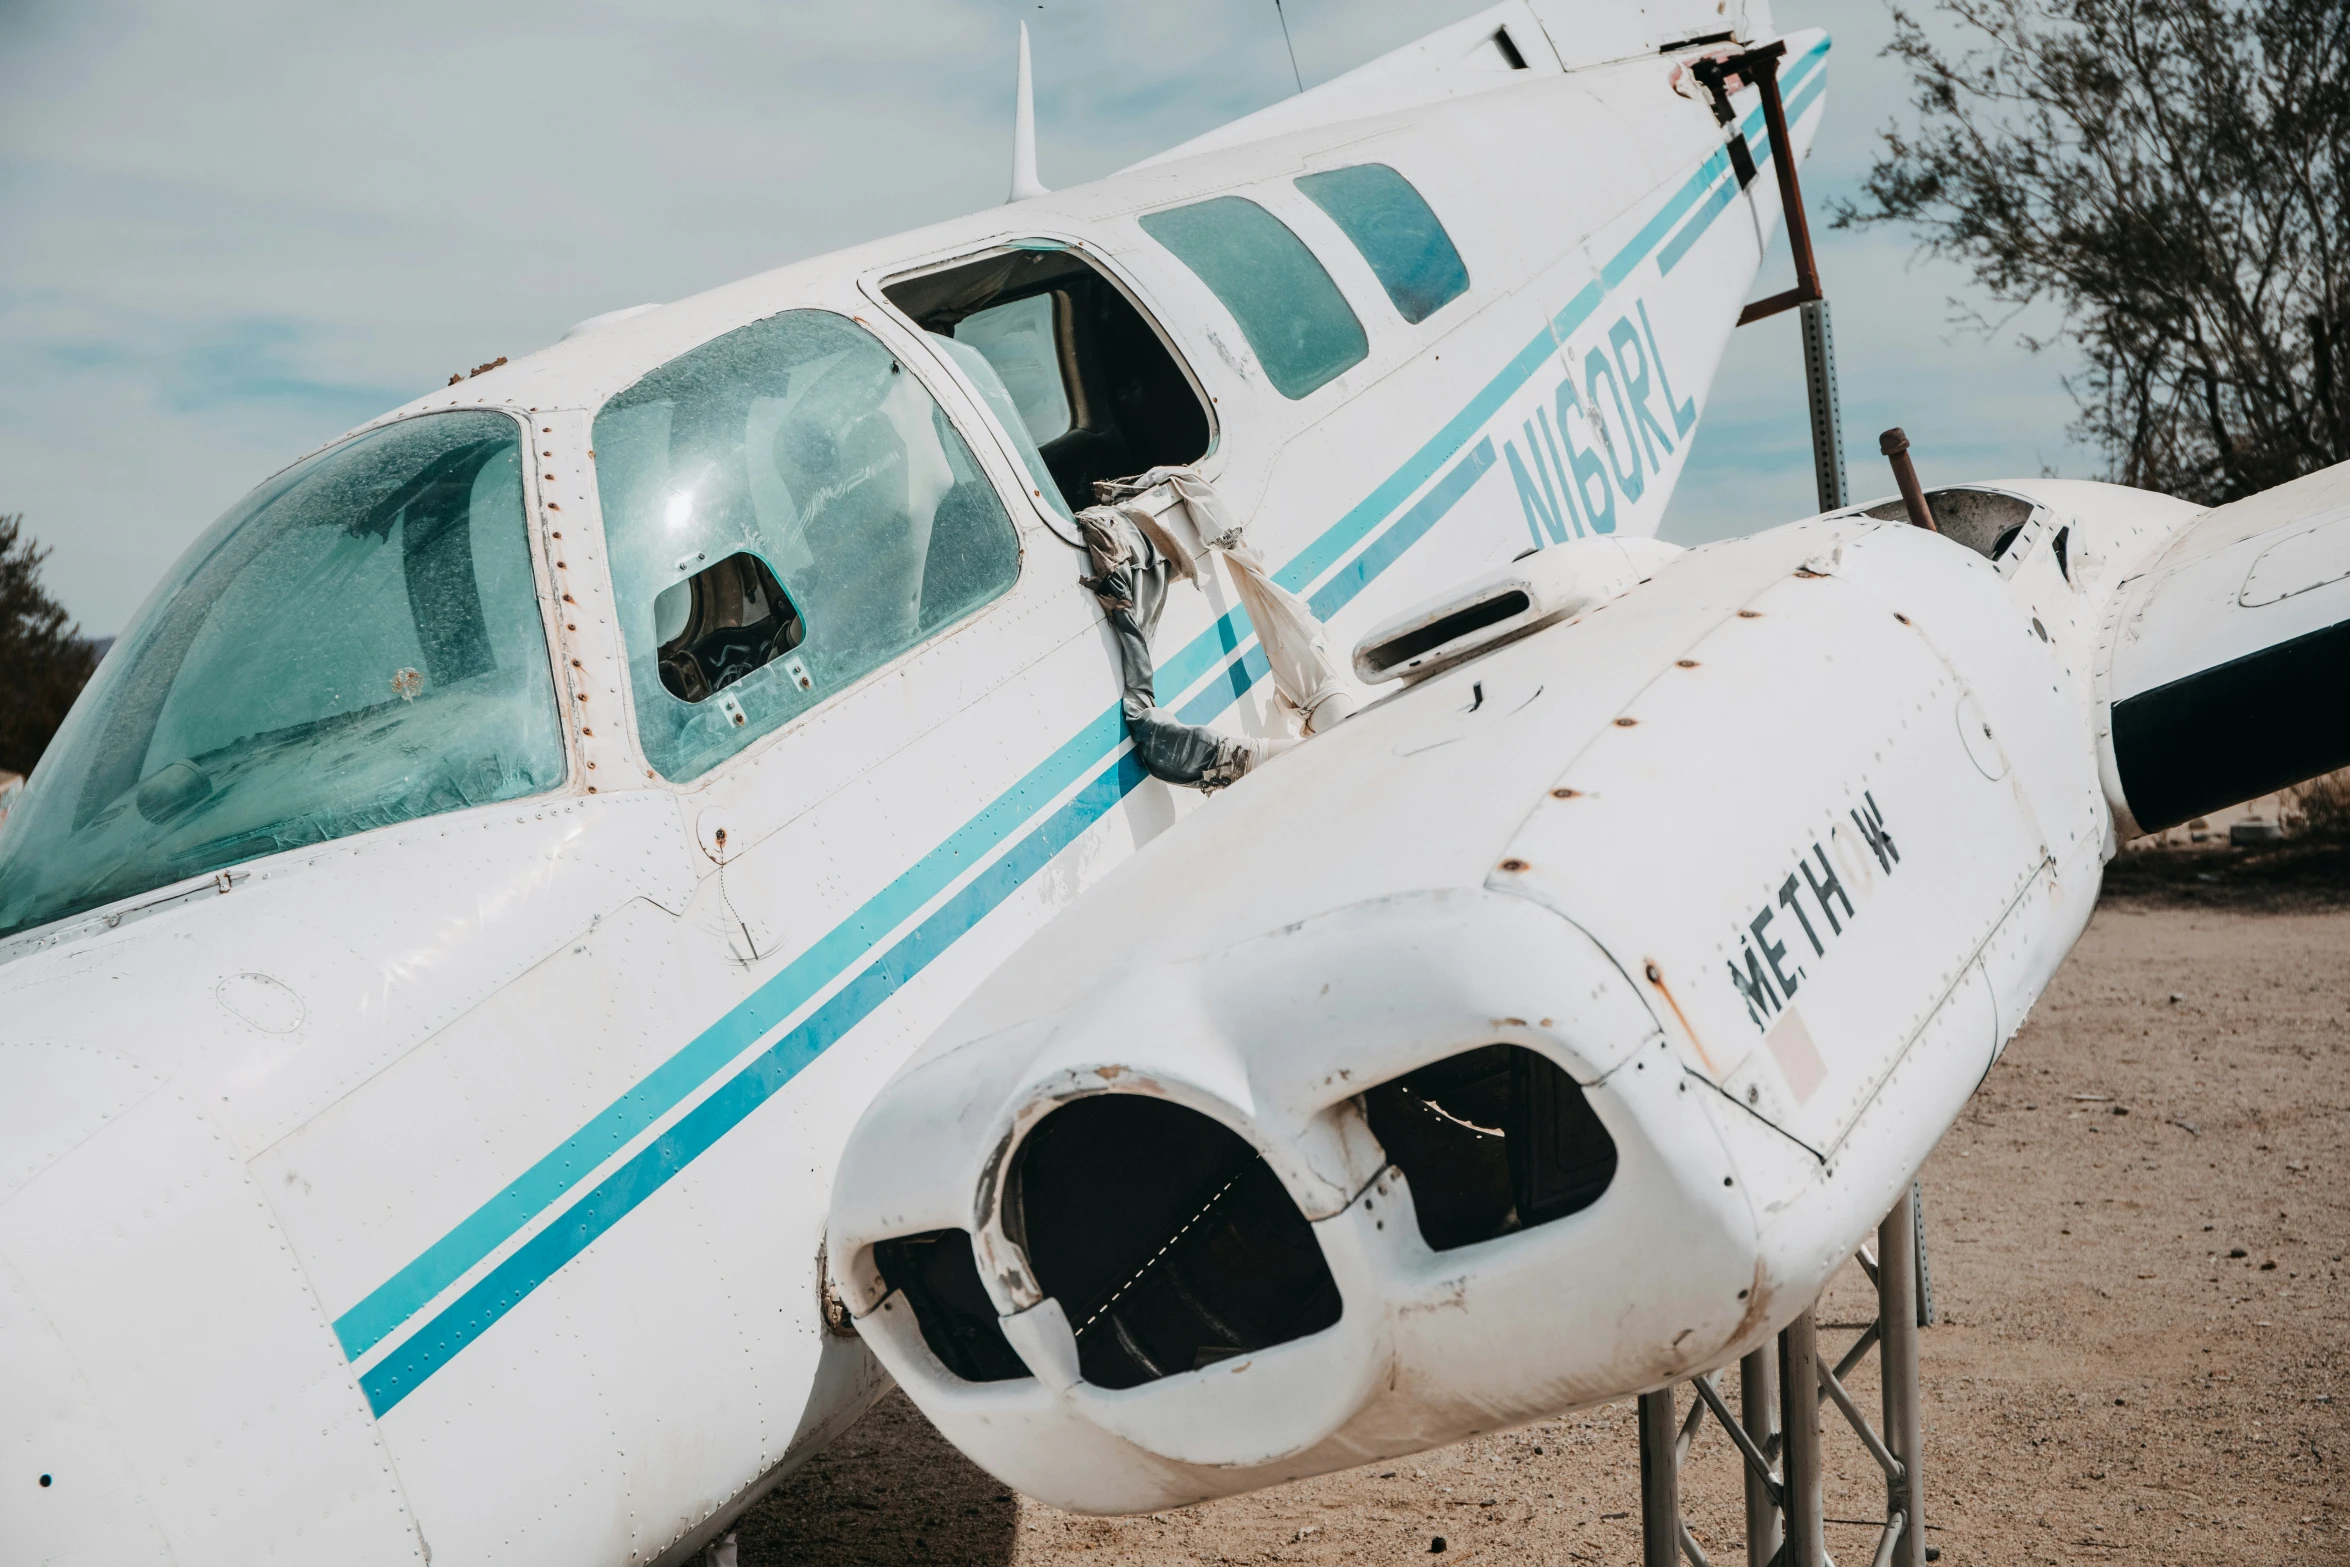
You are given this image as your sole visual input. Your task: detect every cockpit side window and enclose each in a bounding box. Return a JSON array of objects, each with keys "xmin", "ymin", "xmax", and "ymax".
[
  {"xmin": 884, "ymin": 248, "xmax": 1212, "ymax": 514},
  {"xmin": 1138, "ymin": 195, "xmax": 1369, "ymax": 400},
  {"xmin": 952, "ymin": 294, "xmax": 1072, "ymax": 445},
  {"xmin": 0, "ymin": 410, "xmax": 567, "ymax": 940},
  {"xmin": 1294, "ymin": 164, "xmax": 1470, "ymax": 325},
  {"xmin": 594, "ymin": 308, "xmax": 1022, "ymax": 782}
]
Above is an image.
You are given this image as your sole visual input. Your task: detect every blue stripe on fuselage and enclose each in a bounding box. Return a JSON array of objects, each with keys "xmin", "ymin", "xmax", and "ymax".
[{"xmin": 343, "ymin": 32, "xmax": 1832, "ymax": 1412}]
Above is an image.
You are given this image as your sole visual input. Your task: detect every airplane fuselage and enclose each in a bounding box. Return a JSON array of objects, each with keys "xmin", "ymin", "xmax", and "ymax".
[{"xmin": 0, "ymin": 11, "xmax": 1823, "ymax": 1563}]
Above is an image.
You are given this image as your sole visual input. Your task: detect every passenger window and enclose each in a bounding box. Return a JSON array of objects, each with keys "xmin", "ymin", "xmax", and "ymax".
[
  {"xmin": 1138, "ymin": 196, "xmax": 1368, "ymax": 400},
  {"xmin": 1294, "ymin": 164, "xmax": 1469, "ymax": 324},
  {"xmin": 594, "ymin": 310, "xmax": 1021, "ymax": 782},
  {"xmin": 885, "ymin": 248, "xmax": 1211, "ymax": 514},
  {"xmin": 953, "ymin": 294, "xmax": 1072, "ymax": 444}
]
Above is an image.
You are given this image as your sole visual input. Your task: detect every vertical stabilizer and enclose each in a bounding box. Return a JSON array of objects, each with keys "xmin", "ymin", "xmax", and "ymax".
[{"xmin": 1009, "ymin": 22, "xmax": 1049, "ymax": 202}]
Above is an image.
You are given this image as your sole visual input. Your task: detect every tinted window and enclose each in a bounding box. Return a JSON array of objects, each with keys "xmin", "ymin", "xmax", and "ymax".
[
  {"xmin": 1138, "ymin": 196, "xmax": 1368, "ymax": 400},
  {"xmin": 0, "ymin": 411, "xmax": 565, "ymax": 937},
  {"xmin": 594, "ymin": 310, "xmax": 1022, "ymax": 781},
  {"xmin": 1295, "ymin": 164, "xmax": 1469, "ymax": 324}
]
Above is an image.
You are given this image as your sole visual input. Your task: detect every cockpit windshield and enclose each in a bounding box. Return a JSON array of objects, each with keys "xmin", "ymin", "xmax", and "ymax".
[{"xmin": 0, "ymin": 411, "xmax": 567, "ymax": 940}]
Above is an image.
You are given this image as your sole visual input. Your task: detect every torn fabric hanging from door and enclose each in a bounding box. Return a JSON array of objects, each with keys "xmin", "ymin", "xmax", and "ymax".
[{"xmin": 1074, "ymin": 466, "xmax": 1359, "ymax": 789}]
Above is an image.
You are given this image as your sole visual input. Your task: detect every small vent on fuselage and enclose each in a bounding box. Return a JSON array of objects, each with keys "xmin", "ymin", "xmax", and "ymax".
[
  {"xmin": 1362, "ymin": 1045, "xmax": 1617, "ymax": 1251},
  {"xmin": 1357, "ymin": 590, "xmax": 1531, "ymax": 676}
]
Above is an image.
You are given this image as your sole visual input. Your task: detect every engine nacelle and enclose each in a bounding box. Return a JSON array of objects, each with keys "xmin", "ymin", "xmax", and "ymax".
[{"xmin": 827, "ymin": 469, "xmax": 2346, "ymax": 1511}]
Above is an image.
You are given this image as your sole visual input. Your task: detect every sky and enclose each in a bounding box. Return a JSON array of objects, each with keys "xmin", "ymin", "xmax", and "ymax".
[{"xmin": 0, "ymin": 0, "xmax": 2097, "ymax": 636}]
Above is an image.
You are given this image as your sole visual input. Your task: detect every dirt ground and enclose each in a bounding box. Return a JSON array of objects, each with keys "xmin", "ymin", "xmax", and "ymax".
[{"xmin": 735, "ymin": 860, "xmax": 2350, "ymax": 1565}]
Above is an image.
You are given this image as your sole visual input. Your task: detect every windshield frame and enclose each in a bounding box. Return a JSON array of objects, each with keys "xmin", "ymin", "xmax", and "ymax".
[{"xmin": 0, "ymin": 405, "xmax": 577, "ymax": 951}]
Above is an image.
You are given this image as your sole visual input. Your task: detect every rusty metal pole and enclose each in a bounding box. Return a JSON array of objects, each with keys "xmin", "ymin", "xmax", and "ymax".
[
  {"xmin": 1778, "ymin": 1310, "xmax": 1826, "ymax": 1567},
  {"xmin": 1637, "ymin": 1388, "xmax": 1681, "ymax": 1567},
  {"xmin": 1879, "ymin": 428, "xmax": 1938, "ymax": 532},
  {"xmin": 1701, "ymin": 41, "xmax": 1843, "ymax": 515},
  {"xmin": 1801, "ymin": 301, "xmax": 1848, "ymax": 511},
  {"xmin": 1879, "ymin": 1195, "xmax": 1927, "ymax": 1567},
  {"xmin": 1731, "ymin": 41, "xmax": 1827, "ymax": 329},
  {"xmin": 1740, "ymin": 1346, "xmax": 1783, "ymax": 1567},
  {"xmin": 1753, "ymin": 54, "xmax": 1820, "ymax": 306}
]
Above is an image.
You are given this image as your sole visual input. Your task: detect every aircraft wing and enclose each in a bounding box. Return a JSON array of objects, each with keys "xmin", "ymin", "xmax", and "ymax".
[{"xmin": 2100, "ymin": 461, "xmax": 2350, "ymax": 834}]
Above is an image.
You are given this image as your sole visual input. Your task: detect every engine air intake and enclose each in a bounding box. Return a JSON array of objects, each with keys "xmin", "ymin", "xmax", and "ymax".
[
  {"xmin": 1363, "ymin": 1045, "xmax": 1618, "ymax": 1251},
  {"xmin": 1007, "ymin": 1096, "xmax": 1342, "ymax": 1390},
  {"xmin": 872, "ymin": 1228, "xmax": 1030, "ymax": 1383}
]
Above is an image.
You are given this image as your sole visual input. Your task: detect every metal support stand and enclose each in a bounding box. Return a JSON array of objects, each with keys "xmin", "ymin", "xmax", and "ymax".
[
  {"xmin": 1778, "ymin": 1311, "xmax": 1826, "ymax": 1567},
  {"xmin": 1878, "ymin": 1198, "xmax": 1925, "ymax": 1567},
  {"xmin": 1799, "ymin": 300, "xmax": 1847, "ymax": 512},
  {"xmin": 1740, "ymin": 1347, "xmax": 1780, "ymax": 1567},
  {"xmin": 1640, "ymin": 1388, "xmax": 1682, "ymax": 1567},
  {"xmin": 1633, "ymin": 1185, "xmax": 1940, "ymax": 1567}
]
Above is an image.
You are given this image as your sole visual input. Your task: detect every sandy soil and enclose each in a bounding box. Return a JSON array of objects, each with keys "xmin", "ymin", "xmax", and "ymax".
[{"xmin": 734, "ymin": 884, "xmax": 2350, "ymax": 1565}]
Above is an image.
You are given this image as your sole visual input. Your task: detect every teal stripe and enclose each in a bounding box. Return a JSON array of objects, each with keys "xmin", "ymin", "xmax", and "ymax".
[
  {"xmin": 360, "ymin": 432, "xmax": 1513, "ymax": 1417},
  {"xmin": 1782, "ymin": 63, "xmax": 1827, "ymax": 134},
  {"xmin": 1273, "ymin": 331, "xmax": 1549, "ymax": 597},
  {"xmin": 333, "ymin": 708, "xmax": 1125, "ymax": 1360},
  {"xmin": 345, "ymin": 32, "xmax": 1833, "ymax": 1395},
  {"xmin": 364, "ymin": 748, "xmax": 1156, "ymax": 1415},
  {"xmin": 1309, "ymin": 440, "xmax": 1499, "ymax": 622},
  {"xmin": 1552, "ymin": 280, "xmax": 1606, "ymax": 341},
  {"xmin": 1276, "ymin": 33, "xmax": 1830, "ymax": 601},
  {"xmin": 1604, "ymin": 149, "xmax": 1731, "ymax": 290},
  {"xmin": 1658, "ymin": 178, "xmax": 1739, "ymax": 275}
]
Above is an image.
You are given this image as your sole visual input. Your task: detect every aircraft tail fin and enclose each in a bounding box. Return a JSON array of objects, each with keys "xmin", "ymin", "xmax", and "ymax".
[{"xmin": 1009, "ymin": 21, "xmax": 1049, "ymax": 203}]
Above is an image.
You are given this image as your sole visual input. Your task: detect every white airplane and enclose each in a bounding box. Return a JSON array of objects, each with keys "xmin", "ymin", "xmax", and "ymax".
[{"xmin": 4, "ymin": 3, "xmax": 2343, "ymax": 1564}]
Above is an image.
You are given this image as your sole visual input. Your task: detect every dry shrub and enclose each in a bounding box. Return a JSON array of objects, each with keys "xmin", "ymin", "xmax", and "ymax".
[{"xmin": 2286, "ymin": 767, "xmax": 2350, "ymax": 842}]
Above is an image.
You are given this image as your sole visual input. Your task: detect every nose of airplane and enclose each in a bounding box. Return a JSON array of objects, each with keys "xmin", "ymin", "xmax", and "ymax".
[
  {"xmin": 1, "ymin": 1244, "xmax": 175, "ymax": 1562},
  {"xmin": 0, "ymin": 1038, "xmax": 423, "ymax": 1565}
]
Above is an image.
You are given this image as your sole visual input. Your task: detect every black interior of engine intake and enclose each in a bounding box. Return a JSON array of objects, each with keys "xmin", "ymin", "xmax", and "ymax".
[
  {"xmin": 884, "ymin": 249, "xmax": 1212, "ymax": 513},
  {"xmin": 654, "ymin": 550, "xmax": 804, "ymax": 704},
  {"xmin": 1006, "ymin": 1095, "xmax": 1342, "ymax": 1390},
  {"xmin": 871, "ymin": 1228, "xmax": 1031, "ymax": 1383},
  {"xmin": 1362, "ymin": 1045, "xmax": 1618, "ymax": 1252}
]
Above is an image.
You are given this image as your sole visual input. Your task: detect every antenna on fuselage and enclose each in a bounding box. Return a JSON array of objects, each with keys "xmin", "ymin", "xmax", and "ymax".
[
  {"xmin": 1272, "ymin": 0, "xmax": 1304, "ymax": 94},
  {"xmin": 1009, "ymin": 21, "xmax": 1049, "ymax": 202}
]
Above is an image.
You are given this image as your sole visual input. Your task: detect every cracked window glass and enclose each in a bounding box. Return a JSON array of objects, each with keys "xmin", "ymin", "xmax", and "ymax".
[
  {"xmin": 0, "ymin": 411, "xmax": 566, "ymax": 938},
  {"xmin": 595, "ymin": 309, "xmax": 1022, "ymax": 781}
]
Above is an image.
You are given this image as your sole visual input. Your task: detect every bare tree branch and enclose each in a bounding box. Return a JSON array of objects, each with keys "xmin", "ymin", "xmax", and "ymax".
[{"xmin": 1835, "ymin": 0, "xmax": 2350, "ymax": 501}]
